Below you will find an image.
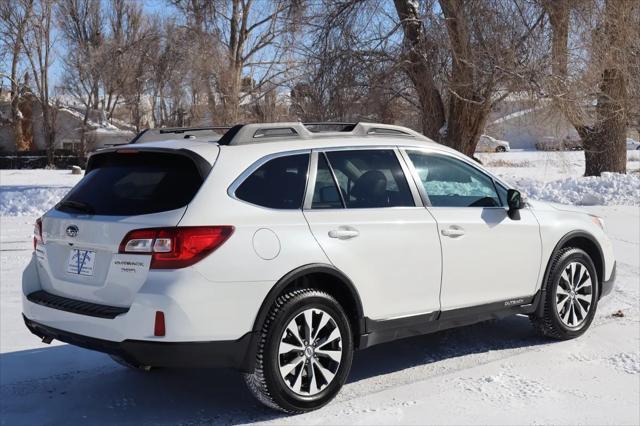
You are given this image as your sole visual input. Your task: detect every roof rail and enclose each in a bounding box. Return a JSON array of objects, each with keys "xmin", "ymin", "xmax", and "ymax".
[
  {"xmin": 303, "ymin": 122, "xmax": 357, "ymax": 132},
  {"xmin": 130, "ymin": 126, "xmax": 232, "ymax": 144},
  {"xmin": 216, "ymin": 122, "xmax": 426, "ymax": 145}
]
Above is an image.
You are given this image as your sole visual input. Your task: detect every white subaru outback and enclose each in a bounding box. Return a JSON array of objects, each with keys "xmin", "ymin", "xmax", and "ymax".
[{"xmin": 22, "ymin": 122, "xmax": 616, "ymax": 413}]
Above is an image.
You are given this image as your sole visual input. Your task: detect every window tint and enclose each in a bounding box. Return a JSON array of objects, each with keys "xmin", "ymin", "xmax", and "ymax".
[
  {"xmin": 57, "ymin": 152, "xmax": 204, "ymax": 216},
  {"xmin": 407, "ymin": 151, "xmax": 501, "ymax": 207},
  {"xmin": 312, "ymin": 154, "xmax": 343, "ymax": 209},
  {"xmin": 235, "ymin": 154, "xmax": 309, "ymax": 209},
  {"xmin": 324, "ymin": 150, "xmax": 414, "ymax": 208}
]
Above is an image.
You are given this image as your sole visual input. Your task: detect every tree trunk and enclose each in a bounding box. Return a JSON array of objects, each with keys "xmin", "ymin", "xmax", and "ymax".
[
  {"xmin": 41, "ymin": 103, "xmax": 55, "ymax": 166},
  {"xmin": 583, "ymin": 0, "xmax": 629, "ymax": 176},
  {"xmin": 10, "ymin": 27, "xmax": 24, "ymax": 151},
  {"xmin": 545, "ymin": 0, "xmax": 569, "ymax": 77},
  {"xmin": 407, "ymin": 63, "xmax": 446, "ymax": 140},
  {"xmin": 439, "ymin": 0, "xmax": 491, "ymax": 156},
  {"xmin": 544, "ymin": 0, "xmax": 629, "ymax": 176},
  {"xmin": 10, "ymin": 88, "xmax": 24, "ymax": 151},
  {"xmin": 583, "ymin": 68, "xmax": 627, "ymax": 176},
  {"xmin": 444, "ymin": 104, "xmax": 491, "ymax": 157},
  {"xmin": 393, "ymin": 0, "xmax": 446, "ymax": 140},
  {"xmin": 79, "ymin": 105, "xmax": 90, "ymax": 157}
]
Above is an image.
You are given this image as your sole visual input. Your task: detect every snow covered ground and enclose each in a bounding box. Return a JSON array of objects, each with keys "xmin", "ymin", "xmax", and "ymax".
[{"xmin": 1, "ymin": 151, "xmax": 639, "ymax": 425}]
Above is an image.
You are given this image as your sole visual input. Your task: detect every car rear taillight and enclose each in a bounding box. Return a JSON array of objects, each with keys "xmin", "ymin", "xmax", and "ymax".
[
  {"xmin": 33, "ymin": 217, "xmax": 43, "ymax": 250},
  {"xmin": 118, "ymin": 226, "xmax": 234, "ymax": 269}
]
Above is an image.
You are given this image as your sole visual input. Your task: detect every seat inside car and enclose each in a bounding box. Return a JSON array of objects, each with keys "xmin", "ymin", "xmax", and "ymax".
[{"xmin": 350, "ymin": 170, "xmax": 388, "ymax": 207}]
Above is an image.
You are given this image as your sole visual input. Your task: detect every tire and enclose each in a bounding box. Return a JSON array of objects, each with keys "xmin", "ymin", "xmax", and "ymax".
[
  {"xmin": 109, "ymin": 354, "xmax": 154, "ymax": 372},
  {"xmin": 243, "ymin": 288, "xmax": 354, "ymax": 413},
  {"xmin": 496, "ymin": 146, "xmax": 507, "ymax": 152},
  {"xmin": 531, "ymin": 247, "xmax": 599, "ymax": 340}
]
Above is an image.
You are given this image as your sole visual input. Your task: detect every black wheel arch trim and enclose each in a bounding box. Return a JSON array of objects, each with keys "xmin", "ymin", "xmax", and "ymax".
[
  {"xmin": 251, "ymin": 263, "xmax": 365, "ymax": 335},
  {"xmin": 536, "ymin": 230, "xmax": 605, "ymax": 317},
  {"xmin": 244, "ymin": 264, "xmax": 365, "ymax": 371}
]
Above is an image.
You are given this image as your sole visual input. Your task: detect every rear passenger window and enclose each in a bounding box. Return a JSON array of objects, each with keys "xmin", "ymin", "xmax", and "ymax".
[
  {"xmin": 324, "ymin": 150, "xmax": 414, "ymax": 208},
  {"xmin": 235, "ymin": 154, "xmax": 309, "ymax": 209}
]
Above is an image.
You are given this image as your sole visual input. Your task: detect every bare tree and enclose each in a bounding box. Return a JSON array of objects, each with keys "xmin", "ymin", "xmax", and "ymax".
[
  {"xmin": 56, "ymin": 0, "xmax": 105, "ymax": 153},
  {"xmin": 0, "ymin": 0, "xmax": 34, "ymax": 151},
  {"xmin": 22, "ymin": 0, "xmax": 56, "ymax": 164},
  {"xmin": 542, "ymin": 0, "xmax": 637, "ymax": 176},
  {"xmin": 394, "ymin": 0, "xmax": 545, "ymax": 156},
  {"xmin": 172, "ymin": 0, "xmax": 303, "ymax": 125}
]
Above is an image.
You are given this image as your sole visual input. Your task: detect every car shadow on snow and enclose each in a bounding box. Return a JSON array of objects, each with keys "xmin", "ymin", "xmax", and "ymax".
[{"xmin": 0, "ymin": 315, "xmax": 546, "ymax": 425}]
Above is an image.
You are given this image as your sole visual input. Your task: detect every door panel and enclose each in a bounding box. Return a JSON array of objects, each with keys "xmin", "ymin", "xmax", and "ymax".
[
  {"xmin": 304, "ymin": 208, "xmax": 442, "ymax": 319},
  {"xmin": 303, "ymin": 148, "xmax": 442, "ymax": 320},
  {"xmin": 429, "ymin": 206, "xmax": 541, "ymax": 309},
  {"xmin": 403, "ymin": 149, "xmax": 542, "ymax": 310}
]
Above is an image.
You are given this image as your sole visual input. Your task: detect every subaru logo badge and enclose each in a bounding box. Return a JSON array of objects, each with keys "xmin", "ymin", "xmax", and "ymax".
[{"xmin": 66, "ymin": 225, "xmax": 79, "ymax": 238}]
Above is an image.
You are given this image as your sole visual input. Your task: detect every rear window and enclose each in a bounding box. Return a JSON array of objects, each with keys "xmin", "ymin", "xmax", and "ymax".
[{"xmin": 57, "ymin": 151, "xmax": 205, "ymax": 216}]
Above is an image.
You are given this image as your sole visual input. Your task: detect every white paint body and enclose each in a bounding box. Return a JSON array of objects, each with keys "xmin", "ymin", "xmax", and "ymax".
[{"xmin": 22, "ymin": 134, "xmax": 615, "ymax": 344}]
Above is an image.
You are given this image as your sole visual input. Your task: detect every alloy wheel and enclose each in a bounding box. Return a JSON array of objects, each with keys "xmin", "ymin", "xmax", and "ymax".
[
  {"xmin": 277, "ymin": 308, "xmax": 342, "ymax": 396},
  {"xmin": 556, "ymin": 261, "xmax": 593, "ymax": 328}
]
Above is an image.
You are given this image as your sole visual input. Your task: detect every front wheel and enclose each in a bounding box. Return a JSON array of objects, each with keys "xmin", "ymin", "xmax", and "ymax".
[
  {"xmin": 496, "ymin": 145, "xmax": 507, "ymax": 152},
  {"xmin": 243, "ymin": 289, "xmax": 354, "ymax": 413},
  {"xmin": 531, "ymin": 247, "xmax": 599, "ymax": 340}
]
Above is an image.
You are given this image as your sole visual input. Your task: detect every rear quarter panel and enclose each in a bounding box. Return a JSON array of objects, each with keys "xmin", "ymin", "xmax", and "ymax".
[{"xmin": 178, "ymin": 146, "xmax": 330, "ymax": 284}]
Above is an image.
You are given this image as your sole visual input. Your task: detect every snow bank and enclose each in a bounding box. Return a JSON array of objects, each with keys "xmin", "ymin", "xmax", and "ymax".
[
  {"xmin": 0, "ymin": 186, "xmax": 72, "ymax": 216},
  {"xmin": 500, "ymin": 172, "xmax": 640, "ymax": 206},
  {"xmin": 0, "ymin": 170, "xmax": 81, "ymax": 216}
]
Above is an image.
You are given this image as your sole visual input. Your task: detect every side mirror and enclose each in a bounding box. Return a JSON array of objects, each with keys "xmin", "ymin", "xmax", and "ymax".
[
  {"xmin": 507, "ymin": 189, "xmax": 523, "ymax": 220},
  {"xmin": 507, "ymin": 189, "xmax": 523, "ymax": 210}
]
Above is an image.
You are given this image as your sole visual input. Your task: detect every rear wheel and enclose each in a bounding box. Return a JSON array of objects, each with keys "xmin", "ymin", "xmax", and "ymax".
[
  {"xmin": 531, "ymin": 247, "xmax": 599, "ymax": 340},
  {"xmin": 243, "ymin": 288, "xmax": 353, "ymax": 413}
]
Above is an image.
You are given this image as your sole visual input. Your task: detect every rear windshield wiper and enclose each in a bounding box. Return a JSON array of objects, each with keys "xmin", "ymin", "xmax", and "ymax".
[{"xmin": 57, "ymin": 200, "xmax": 95, "ymax": 215}]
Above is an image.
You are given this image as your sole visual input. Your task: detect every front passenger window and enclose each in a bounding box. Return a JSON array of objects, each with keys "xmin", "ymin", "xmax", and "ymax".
[{"xmin": 407, "ymin": 152, "xmax": 501, "ymax": 207}]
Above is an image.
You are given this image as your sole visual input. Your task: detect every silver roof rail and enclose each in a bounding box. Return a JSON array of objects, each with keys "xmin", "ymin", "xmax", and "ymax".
[{"xmin": 218, "ymin": 122, "xmax": 427, "ymax": 145}]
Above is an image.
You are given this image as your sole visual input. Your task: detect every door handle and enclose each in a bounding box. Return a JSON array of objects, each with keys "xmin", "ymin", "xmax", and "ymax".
[
  {"xmin": 441, "ymin": 226, "xmax": 465, "ymax": 238},
  {"xmin": 328, "ymin": 227, "xmax": 360, "ymax": 240}
]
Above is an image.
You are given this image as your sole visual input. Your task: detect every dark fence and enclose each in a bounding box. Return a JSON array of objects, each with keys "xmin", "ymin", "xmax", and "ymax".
[{"xmin": 0, "ymin": 150, "xmax": 87, "ymax": 169}]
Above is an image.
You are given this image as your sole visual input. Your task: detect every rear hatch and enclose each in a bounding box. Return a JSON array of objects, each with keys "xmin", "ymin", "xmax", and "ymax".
[{"xmin": 36, "ymin": 148, "xmax": 215, "ymax": 307}]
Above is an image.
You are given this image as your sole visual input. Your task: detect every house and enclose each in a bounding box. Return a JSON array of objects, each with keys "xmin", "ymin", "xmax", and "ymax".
[
  {"xmin": 0, "ymin": 96, "xmax": 134, "ymax": 152},
  {"xmin": 485, "ymin": 95, "xmax": 580, "ymax": 150}
]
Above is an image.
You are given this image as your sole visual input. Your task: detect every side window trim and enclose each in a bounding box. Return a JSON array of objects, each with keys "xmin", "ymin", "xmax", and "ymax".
[
  {"xmin": 323, "ymin": 152, "xmax": 347, "ymax": 208},
  {"xmin": 302, "ymin": 150, "xmax": 318, "ymax": 209},
  {"xmin": 397, "ymin": 148, "xmax": 431, "ymax": 207},
  {"xmin": 493, "ymin": 181, "xmax": 509, "ymax": 207},
  {"xmin": 402, "ymin": 148, "xmax": 507, "ymax": 209},
  {"xmin": 228, "ymin": 149, "xmax": 311, "ymax": 210}
]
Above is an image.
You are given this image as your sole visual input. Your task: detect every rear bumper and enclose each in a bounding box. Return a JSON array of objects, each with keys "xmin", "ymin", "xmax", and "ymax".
[
  {"xmin": 23, "ymin": 315, "xmax": 256, "ymax": 372},
  {"xmin": 601, "ymin": 261, "xmax": 616, "ymax": 298},
  {"xmin": 22, "ymin": 254, "xmax": 271, "ymax": 342}
]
